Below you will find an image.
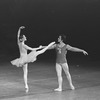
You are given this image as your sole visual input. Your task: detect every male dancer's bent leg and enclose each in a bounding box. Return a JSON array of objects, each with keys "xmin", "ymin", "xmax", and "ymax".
[{"xmin": 62, "ymin": 63, "xmax": 75, "ymax": 90}]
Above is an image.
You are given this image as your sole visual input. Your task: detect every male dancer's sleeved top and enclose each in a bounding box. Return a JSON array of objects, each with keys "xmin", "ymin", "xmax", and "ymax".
[{"xmin": 56, "ymin": 44, "xmax": 67, "ymax": 64}]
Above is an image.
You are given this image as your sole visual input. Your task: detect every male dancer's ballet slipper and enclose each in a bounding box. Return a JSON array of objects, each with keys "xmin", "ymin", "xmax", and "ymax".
[
  {"xmin": 70, "ymin": 85, "xmax": 75, "ymax": 90},
  {"xmin": 54, "ymin": 88, "xmax": 62, "ymax": 92}
]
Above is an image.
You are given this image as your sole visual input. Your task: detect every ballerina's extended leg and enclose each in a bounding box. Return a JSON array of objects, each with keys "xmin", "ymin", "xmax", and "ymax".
[{"xmin": 36, "ymin": 42, "xmax": 55, "ymax": 56}]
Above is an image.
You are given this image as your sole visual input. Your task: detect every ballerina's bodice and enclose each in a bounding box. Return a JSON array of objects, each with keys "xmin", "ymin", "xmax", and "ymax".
[{"xmin": 18, "ymin": 43, "xmax": 27, "ymax": 57}]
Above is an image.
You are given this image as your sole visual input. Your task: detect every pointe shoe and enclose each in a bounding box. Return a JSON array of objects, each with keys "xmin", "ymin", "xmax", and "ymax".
[
  {"xmin": 25, "ymin": 85, "xmax": 29, "ymax": 93},
  {"xmin": 25, "ymin": 87, "xmax": 29, "ymax": 93},
  {"xmin": 54, "ymin": 88, "xmax": 62, "ymax": 92},
  {"xmin": 48, "ymin": 42, "xmax": 55, "ymax": 47}
]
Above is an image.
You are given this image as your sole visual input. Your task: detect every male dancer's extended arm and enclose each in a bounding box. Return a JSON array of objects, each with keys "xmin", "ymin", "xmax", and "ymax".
[{"xmin": 66, "ymin": 44, "xmax": 88, "ymax": 55}]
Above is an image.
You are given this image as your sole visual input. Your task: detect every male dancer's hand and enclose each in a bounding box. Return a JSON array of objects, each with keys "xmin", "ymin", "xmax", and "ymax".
[{"xmin": 82, "ymin": 50, "xmax": 88, "ymax": 55}]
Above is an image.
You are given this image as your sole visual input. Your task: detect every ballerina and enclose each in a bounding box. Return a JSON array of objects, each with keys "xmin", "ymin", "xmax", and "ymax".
[{"xmin": 11, "ymin": 26, "xmax": 55, "ymax": 93}]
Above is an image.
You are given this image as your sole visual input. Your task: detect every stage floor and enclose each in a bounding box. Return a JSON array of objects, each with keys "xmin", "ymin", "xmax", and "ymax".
[{"xmin": 0, "ymin": 61, "xmax": 100, "ymax": 100}]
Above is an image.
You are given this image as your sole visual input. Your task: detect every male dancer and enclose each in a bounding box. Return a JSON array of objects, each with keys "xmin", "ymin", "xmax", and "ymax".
[{"xmin": 49, "ymin": 34, "xmax": 88, "ymax": 91}]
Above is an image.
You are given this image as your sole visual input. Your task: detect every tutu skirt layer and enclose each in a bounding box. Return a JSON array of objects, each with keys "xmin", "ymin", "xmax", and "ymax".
[
  {"xmin": 27, "ymin": 51, "xmax": 37, "ymax": 63},
  {"xmin": 11, "ymin": 51, "xmax": 37, "ymax": 67},
  {"xmin": 11, "ymin": 55, "xmax": 27, "ymax": 67}
]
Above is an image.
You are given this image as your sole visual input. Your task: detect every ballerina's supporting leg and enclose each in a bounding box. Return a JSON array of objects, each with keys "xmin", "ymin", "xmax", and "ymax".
[{"xmin": 23, "ymin": 63, "xmax": 29, "ymax": 93}]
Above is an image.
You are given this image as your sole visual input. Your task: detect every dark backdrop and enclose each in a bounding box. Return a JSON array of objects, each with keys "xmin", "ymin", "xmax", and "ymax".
[{"xmin": 0, "ymin": 0, "xmax": 100, "ymax": 64}]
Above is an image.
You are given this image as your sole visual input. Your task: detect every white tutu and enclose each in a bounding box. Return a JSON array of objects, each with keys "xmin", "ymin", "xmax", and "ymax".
[
  {"xmin": 11, "ymin": 54, "xmax": 27, "ymax": 67},
  {"xmin": 11, "ymin": 51, "xmax": 37, "ymax": 67},
  {"xmin": 27, "ymin": 51, "xmax": 37, "ymax": 63}
]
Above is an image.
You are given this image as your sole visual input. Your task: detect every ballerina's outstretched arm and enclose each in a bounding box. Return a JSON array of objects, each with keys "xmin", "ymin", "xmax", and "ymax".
[
  {"xmin": 17, "ymin": 26, "xmax": 25, "ymax": 44},
  {"xmin": 32, "ymin": 45, "xmax": 43, "ymax": 51},
  {"xmin": 23, "ymin": 44, "xmax": 43, "ymax": 51}
]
